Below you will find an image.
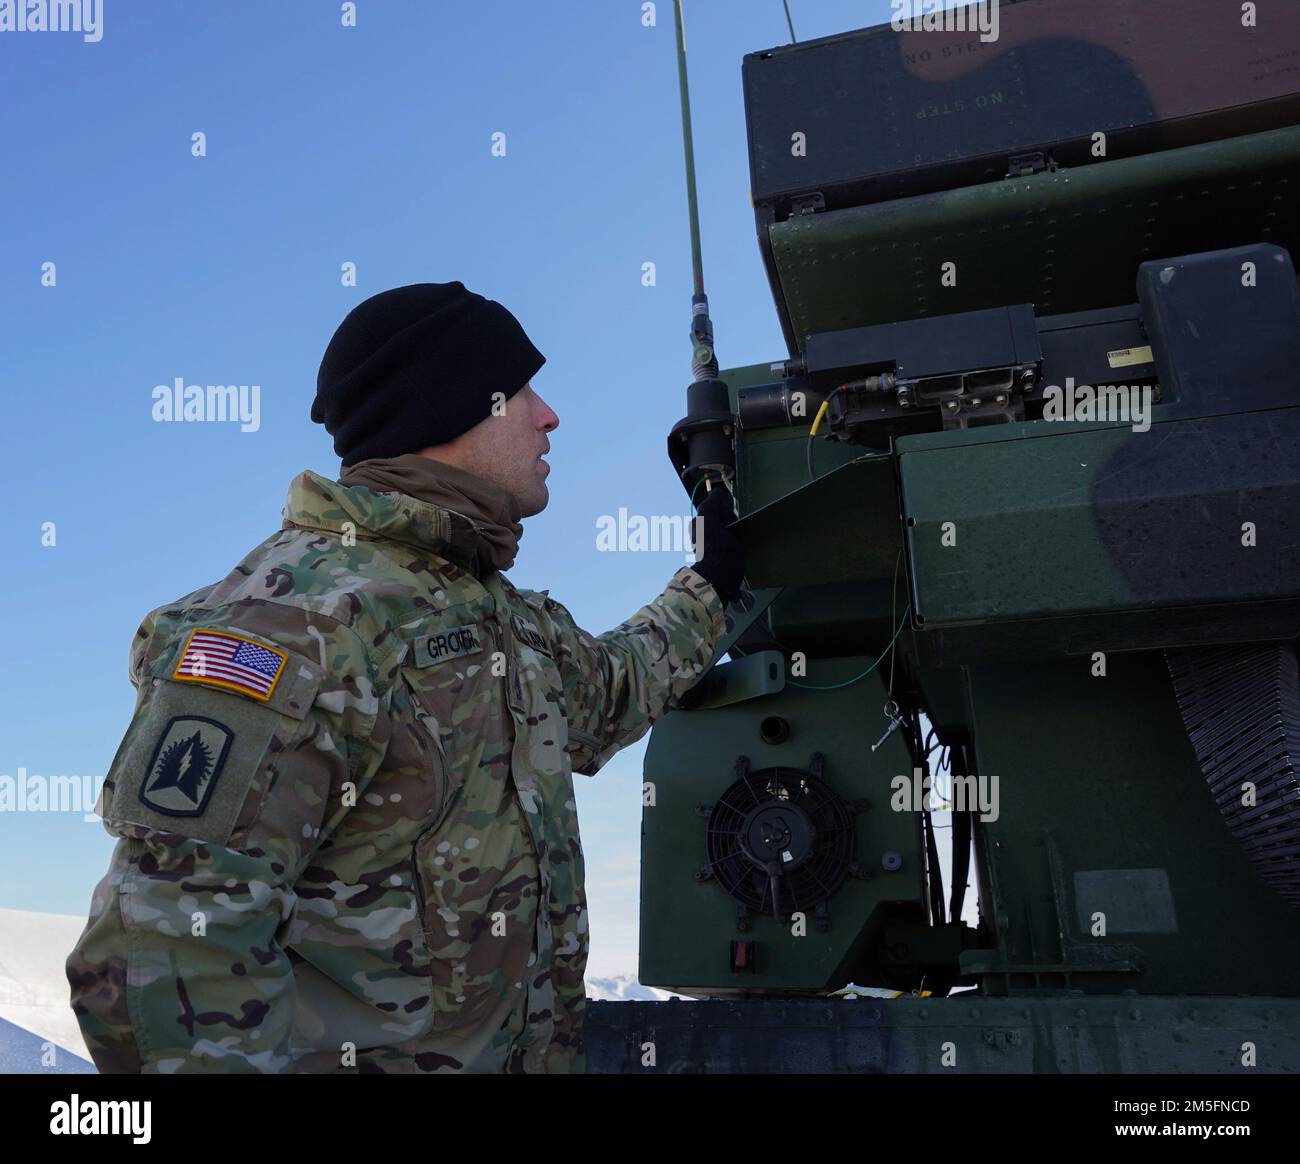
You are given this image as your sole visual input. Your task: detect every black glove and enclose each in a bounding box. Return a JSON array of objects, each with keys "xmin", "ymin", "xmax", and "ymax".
[{"xmin": 690, "ymin": 484, "xmax": 745, "ymax": 605}]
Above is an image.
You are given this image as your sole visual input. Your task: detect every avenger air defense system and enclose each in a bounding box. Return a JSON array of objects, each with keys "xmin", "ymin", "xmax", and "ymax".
[{"xmin": 587, "ymin": 0, "xmax": 1300, "ymax": 1073}]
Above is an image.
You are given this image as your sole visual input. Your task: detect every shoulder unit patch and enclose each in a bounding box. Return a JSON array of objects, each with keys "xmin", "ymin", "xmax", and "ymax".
[{"xmin": 139, "ymin": 715, "xmax": 234, "ymax": 817}]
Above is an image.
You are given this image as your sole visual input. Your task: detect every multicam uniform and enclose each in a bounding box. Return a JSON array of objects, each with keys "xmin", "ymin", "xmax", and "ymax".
[{"xmin": 66, "ymin": 469, "xmax": 725, "ymax": 1073}]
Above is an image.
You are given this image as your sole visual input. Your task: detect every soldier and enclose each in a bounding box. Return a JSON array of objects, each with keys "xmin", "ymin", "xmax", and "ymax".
[{"xmin": 65, "ymin": 282, "xmax": 744, "ymax": 1073}]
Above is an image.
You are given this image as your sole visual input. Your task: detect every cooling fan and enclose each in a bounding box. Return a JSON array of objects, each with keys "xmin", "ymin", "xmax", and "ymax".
[{"xmin": 701, "ymin": 754, "xmax": 863, "ymax": 925}]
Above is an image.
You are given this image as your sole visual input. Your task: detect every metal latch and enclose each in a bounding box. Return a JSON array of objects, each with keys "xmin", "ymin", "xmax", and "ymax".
[
  {"xmin": 1006, "ymin": 151, "xmax": 1058, "ymax": 178},
  {"xmin": 790, "ymin": 192, "xmax": 826, "ymax": 216}
]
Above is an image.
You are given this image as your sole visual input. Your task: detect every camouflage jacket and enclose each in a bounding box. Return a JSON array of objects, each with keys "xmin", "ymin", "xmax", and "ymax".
[{"xmin": 66, "ymin": 469, "xmax": 726, "ymax": 1073}]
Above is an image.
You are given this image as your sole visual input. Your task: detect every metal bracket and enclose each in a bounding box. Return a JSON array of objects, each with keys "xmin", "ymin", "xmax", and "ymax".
[
  {"xmin": 790, "ymin": 192, "xmax": 825, "ymax": 215},
  {"xmin": 1006, "ymin": 150, "xmax": 1058, "ymax": 178},
  {"xmin": 681, "ymin": 650, "xmax": 786, "ymax": 710},
  {"xmin": 713, "ymin": 586, "xmax": 785, "ymax": 660}
]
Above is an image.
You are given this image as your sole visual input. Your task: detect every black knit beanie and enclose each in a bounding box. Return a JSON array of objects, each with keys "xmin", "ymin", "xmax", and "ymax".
[{"xmin": 312, "ymin": 282, "xmax": 546, "ymax": 466}]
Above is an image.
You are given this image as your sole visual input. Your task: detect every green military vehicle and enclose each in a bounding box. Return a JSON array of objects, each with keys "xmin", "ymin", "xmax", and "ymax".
[{"xmin": 588, "ymin": 0, "xmax": 1300, "ymax": 1074}]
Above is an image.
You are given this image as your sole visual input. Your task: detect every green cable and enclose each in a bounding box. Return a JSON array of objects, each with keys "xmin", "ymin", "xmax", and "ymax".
[
  {"xmin": 689, "ymin": 475, "xmax": 705, "ymax": 511},
  {"xmin": 786, "ymin": 603, "xmax": 912, "ymax": 690}
]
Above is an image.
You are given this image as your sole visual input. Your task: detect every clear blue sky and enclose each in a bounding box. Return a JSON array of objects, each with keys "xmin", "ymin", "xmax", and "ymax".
[{"xmin": 0, "ymin": 0, "xmax": 906, "ymax": 977}]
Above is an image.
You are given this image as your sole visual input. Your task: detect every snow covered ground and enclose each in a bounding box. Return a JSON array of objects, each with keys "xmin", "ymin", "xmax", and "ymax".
[{"xmin": 0, "ymin": 907, "xmax": 92, "ymax": 1064}]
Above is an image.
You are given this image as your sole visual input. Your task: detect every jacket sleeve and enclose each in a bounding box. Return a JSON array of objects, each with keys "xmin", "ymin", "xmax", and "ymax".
[
  {"xmin": 65, "ymin": 603, "xmax": 390, "ymax": 1073},
  {"xmin": 518, "ymin": 565, "xmax": 726, "ymax": 776}
]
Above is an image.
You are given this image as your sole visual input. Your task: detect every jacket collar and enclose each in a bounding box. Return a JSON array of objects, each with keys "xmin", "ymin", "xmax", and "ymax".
[{"xmin": 282, "ymin": 469, "xmax": 482, "ymax": 571}]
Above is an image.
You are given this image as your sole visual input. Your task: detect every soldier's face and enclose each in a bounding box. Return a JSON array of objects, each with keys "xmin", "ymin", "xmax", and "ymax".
[{"xmin": 428, "ymin": 382, "xmax": 559, "ymax": 518}]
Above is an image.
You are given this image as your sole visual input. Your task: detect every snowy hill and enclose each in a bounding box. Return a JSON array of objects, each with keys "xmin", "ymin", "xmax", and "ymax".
[
  {"xmin": 584, "ymin": 974, "xmax": 685, "ymax": 1001},
  {"xmin": 0, "ymin": 907, "xmax": 92, "ymax": 1065}
]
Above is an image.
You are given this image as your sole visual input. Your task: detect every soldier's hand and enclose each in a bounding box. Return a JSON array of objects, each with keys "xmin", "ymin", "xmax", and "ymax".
[{"xmin": 690, "ymin": 484, "xmax": 745, "ymax": 605}]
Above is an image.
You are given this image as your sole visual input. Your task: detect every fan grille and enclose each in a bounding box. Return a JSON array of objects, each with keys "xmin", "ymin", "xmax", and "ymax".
[{"xmin": 706, "ymin": 764, "xmax": 856, "ymax": 917}]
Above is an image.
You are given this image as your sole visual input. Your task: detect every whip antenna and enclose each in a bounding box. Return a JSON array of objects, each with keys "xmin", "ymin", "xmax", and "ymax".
[
  {"xmin": 666, "ymin": 2, "xmax": 736, "ymax": 501},
  {"xmin": 672, "ymin": 0, "xmax": 718, "ymax": 383}
]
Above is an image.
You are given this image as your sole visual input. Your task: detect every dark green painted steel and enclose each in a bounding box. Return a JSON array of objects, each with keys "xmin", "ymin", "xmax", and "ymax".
[
  {"xmin": 684, "ymin": 649, "xmax": 785, "ymax": 710},
  {"xmin": 646, "ymin": 361, "xmax": 1300, "ymax": 1004},
  {"xmin": 965, "ymin": 654, "xmax": 1300, "ymax": 996},
  {"xmin": 640, "ymin": 661, "xmax": 925, "ymax": 993},
  {"xmin": 635, "ymin": 0, "xmax": 1300, "ymax": 1075},
  {"xmin": 768, "ymin": 125, "xmax": 1300, "ymax": 344},
  {"xmin": 898, "ymin": 407, "xmax": 1300, "ymax": 649},
  {"xmin": 738, "ymin": 454, "xmax": 899, "ymax": 589}
]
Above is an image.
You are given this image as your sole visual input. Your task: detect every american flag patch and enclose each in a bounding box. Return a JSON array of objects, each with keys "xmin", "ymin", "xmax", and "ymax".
[{"xmin": 172, "ymin": 629, "xmax": 288, "ymax": 701}]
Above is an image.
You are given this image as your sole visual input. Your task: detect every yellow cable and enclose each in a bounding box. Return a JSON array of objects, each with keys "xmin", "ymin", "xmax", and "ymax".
[{"xmin": 809, "ymin": 397, "xmax": 829, "ymax": 436}]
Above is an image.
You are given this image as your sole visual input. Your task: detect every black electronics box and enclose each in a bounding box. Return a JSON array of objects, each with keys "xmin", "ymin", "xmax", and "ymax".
[{"xmin": 743, "ymin": 0, "xmax": 1300, "ymax": 221}]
